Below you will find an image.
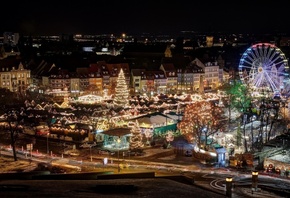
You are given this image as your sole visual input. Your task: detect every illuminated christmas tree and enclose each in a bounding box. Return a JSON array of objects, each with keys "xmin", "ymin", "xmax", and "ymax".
[
  {"xmin": 114, "ymin": 68, "xmax": 129, "ymax": 107},
  {"xmin": 144, "ymin": 128, "xmax": 153, "ymax": 146},
  {"xmin": 129, "ymin": 120, "xmax": 144, "ymax": 150},
  {"xmin": 177, "ymin": 100, "xmax": 227, "ymax": 149}
]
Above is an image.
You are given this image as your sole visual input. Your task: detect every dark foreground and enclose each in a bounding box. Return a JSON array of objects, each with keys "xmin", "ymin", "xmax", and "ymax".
[{"xmin": 0, "ymin": 177, "xmax": 226, "ymax": 198}]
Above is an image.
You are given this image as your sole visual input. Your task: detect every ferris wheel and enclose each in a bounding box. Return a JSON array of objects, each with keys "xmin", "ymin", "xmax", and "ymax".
[{"xmin": 238, "ymin": 43, "xmax": 289, "ymax": 96}]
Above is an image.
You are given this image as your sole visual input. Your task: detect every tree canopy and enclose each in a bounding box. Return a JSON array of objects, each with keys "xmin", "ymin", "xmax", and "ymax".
[
  {"xmin": 177, "ymin": 100, "xmax": 227, "ymax": 148},
  {"xmin": 225, "ymin": 81, "xmax": 252, "ymax": 114}
]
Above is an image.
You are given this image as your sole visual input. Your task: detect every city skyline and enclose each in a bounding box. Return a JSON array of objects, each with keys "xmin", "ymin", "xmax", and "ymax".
[{"xmin": 2, "ymin": 0, "xmax": 290, "ymax": 36}]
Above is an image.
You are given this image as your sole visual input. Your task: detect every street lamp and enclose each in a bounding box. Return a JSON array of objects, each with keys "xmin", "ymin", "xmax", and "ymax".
[
  {"xmin": 225, "ymin": 177, "xmax": 233, "ymax": 197},
  {"xmin": 243, "ymin": 113, "xmax": 248, "ymax": 153},
  {"xmin": 250, "ymin": 115, "xmax": 256, "ymax": 150},
  {"xmin": 202, "ymin": 127, "xmax": 208, "ymax": 149},
  {"xmin": 117, "ymin": 137, "xmax": 121, "ymax": 172},
  {"xmin": 47, "ymin": 133, "xmax": 50, "ymax": 154},
  {"xmin": 89, "ymin": 145, "xmax": 92, "ymax": 162},
  {"xmin": 252, "ymin": 170, "xmax": 258, "ymax": 191}
]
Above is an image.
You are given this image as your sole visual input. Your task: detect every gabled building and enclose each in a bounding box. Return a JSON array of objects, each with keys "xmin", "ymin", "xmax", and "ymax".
[
  {"xmin": 69, "ymin": 72, "xmax": 80, "ymax": 96},
  {"xmin": 177, "ymin": 68, "xmax": 194, "ymax": 94},
  {"xmin": 190, "ymin": 62, "xmax": 204, "ymax": 92},
  {"xmin": 131, "ymin": 69, "xmax": 166, "ymax": 95},
  {"xmin": 160, "ymin": 63, "xmax": 177, "ymax": 94},
  {"xmin": 0, "ymin": 62, "xmax": 31, "ymax": 94},
  {"xmin": 152, "ymin": 70, "xmax": 167, "ymax": 94},
  {"xmin": 131, "ymin": 69, "xmax": 146, "ymax": 94},
  {"xmin": 86, "ymin": 72, "xmax": 103, "ymax": 95},
  {"xmin": 141, "ymin": 71, "xmax": 155, "ymax": 96},
  {"xmin": 191, "ymin": 58, "xmax": 222, "ymax": 90}
]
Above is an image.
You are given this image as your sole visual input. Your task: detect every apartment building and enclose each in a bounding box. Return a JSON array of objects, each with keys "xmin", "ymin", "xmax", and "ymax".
[
  {"xmin": 0, "ymin": 62, "xmax": 31, "ymax": 94},
  {"xmin": 0, "ymin": 55, "xmax": 225, "ymax": 101},
  {"xmin": 160, "ymin": 63, "xmax": 178, "ymax": 94}
]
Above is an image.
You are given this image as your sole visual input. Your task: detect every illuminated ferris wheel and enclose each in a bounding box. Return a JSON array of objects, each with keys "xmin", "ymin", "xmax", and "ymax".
[{"xmin": 238, "ymin": 43, "xmax": 289, "ymax": 95}]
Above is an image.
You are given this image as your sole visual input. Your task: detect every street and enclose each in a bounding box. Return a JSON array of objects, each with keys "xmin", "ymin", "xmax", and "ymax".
[{"xmin": 1, "ymin": 130, "xmax": 290, "ymax": 197}]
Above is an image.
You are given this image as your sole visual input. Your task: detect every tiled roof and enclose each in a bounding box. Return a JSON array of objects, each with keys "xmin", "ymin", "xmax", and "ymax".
[
  {"xmin": 162, "ymin": 63, "xmax": 175, "ymax": 70},
  {"xmin": 131, "ymin": 69, "xmax": 146, "ymax": 76}
]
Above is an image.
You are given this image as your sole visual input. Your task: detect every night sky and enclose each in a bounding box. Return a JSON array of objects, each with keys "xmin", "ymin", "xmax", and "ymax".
[{"xmin": 1, "ymin": 0, "xmax": 290, "ymax": 36}]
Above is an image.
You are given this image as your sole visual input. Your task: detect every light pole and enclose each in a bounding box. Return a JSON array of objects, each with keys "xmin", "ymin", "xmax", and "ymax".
[
  {"xmin": 225, "ymin": 177, "xmax": 233, "ymax": 197},
  {"xmin": 117, "ymin": 137, "xmax": 121, "ymax": 172},
  {"xmin": 252, "ymin": 170, "xmax": 258, "ymax": 192},
  {"xmin": 89, "ymin": 145, "xmax": 92, "ymax": 162},
  {"xmin": 243, "ymin": 114, "xmax": 248, "ymax": 153},
  {"xmin": 251, "ymin": 115, "xmax": 256, "ymax": 151},
  {"xmin": 47, "ymin": 133, "xmax": 50, "ymax": 154},
  {"xmin": 202, "ymin": 127, "xmax": 208, "ymax": 149}
]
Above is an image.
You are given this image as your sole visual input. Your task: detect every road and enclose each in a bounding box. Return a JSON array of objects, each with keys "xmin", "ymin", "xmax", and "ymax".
[{"xmin": 1, "ymin": 131, "xmax": 290, "ymax": 197}]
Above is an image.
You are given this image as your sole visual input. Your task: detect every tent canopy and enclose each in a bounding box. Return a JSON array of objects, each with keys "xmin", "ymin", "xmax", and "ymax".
[
  {"xmin": 128, "ymin": 112, "xmax": 174, "ymax": 126},
  {"xmin": 101, "ymin": 127, "xmax": 131, "ymax": 137}
]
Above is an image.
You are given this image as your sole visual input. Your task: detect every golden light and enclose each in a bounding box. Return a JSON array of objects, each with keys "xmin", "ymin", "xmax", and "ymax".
[
  {"xmin": 252, "ymin": 171, "xmax": 258, "ymax": 176},
  {"xmin": 69, "ymin": 124, "xmax": 76, "ymax": 129},
  {"xmin": 226, "ymin": 177, "xmax": 232, "ymax": 182}
]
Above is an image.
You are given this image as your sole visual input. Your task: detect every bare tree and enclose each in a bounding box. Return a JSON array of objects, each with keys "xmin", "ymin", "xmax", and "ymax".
[{"xmin": 1, "ymin": 110, "xmax": 23, "ymax": 161}]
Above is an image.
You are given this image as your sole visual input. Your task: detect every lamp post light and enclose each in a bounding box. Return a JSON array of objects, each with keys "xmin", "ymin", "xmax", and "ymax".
[
  {"xmin": 46, "ymin": 133, "xmax": 50, "ymax": 154},
  {"xmin": 225, "ymin": 177, "xmax": 233, "ymax": 197},
  {"xmin": 202, "ymin": 127, "xmax": 208, "ymax": 149},
  {"xmin": 89, "ymin": 145, "xmax": 92, "ymax": 162},
  {"xmin": 251, "ymin": 115, "xmax": 256, "ymax": 150},
  {"xmin": 252, "ymin": 170, "xmax": 259, "ymax": 191},
  {"xmin": 243, "ymin": 113, "xmax": 248, "ymax": 153},
  {"xmin": 117, "ymin": 137, "xmax": 121, "ymax": 172},
  {"xmin": 283, "ymin": 100, "xmax": 286, "ymax": 119}
]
